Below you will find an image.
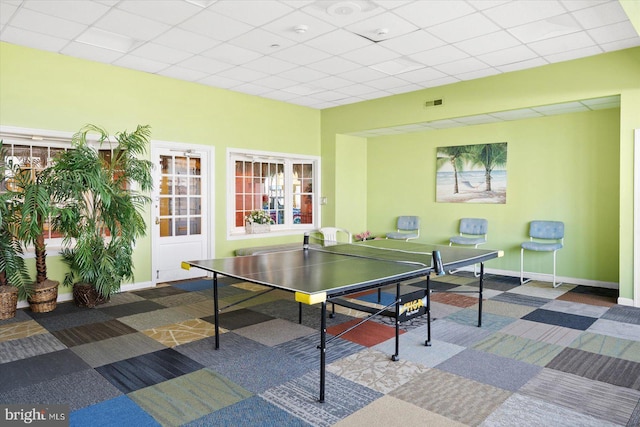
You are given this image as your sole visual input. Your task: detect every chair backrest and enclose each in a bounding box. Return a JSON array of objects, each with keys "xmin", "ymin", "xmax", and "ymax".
[
  {"xmin": 529, "ymin": 220, "xmax": 564, "ymax": 240},
  {"xmin": 319, "ymin": 227, "xmax": 352, "ymax": 246},
  {"xmin": 459, "ymin": 218, "xmax": 488, "ymax": 236},
  {"xmin": 397, "ymin": 216, "xmax": 420, "ymax": 232}
]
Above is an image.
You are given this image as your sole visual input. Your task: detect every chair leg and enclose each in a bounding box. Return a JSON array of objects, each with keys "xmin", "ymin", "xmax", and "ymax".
[
  {"xmin": 520, "ymin": 248, "xmax": 531, "ymax": 285},
  {"xmin": 552, "ymin": 250, "xmax": 563, "ymax": 288}
]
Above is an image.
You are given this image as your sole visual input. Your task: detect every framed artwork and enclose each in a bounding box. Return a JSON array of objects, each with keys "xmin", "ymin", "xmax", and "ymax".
[{"xmin": 436, "ymin": 142, "xmax": 507, "ymax": 204}]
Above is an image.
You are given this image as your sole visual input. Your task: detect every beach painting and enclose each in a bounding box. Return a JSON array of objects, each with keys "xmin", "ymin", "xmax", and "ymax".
[{"xmin": 436, "ymin": 142, "xmax": 507, "ymax": 204}]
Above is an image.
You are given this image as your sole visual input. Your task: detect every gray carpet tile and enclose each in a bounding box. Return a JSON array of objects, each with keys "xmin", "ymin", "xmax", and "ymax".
[
  {"xmin": 151, "ymin": 291, "xmax": 211, "ymax": 308},
  {"xmin": 0, "ymin": 332, "xmax": 66, "ymax": 364},
  {"xmin": 0, "ymin": 309, "xmax": 32, "ymax": 324},
  {"xmin": 373, "ymin": 328, "xmax": 466, "ymax": 368},
  {"xmin": 0, "ymin": 349, "xmax": 92, "ymax": 394},
  {"xmin": 234, "ymin": 318, "xmax": 317, "ymax": 347},
  {"xmin": 175, "ymin": 332, "xmax": 268, "ymax": 369},
  {"xmin": 70, "ymin": 332, "xmax": 168, "ymax": 368},
  {"xmin": 185, "ymin": 395, "xmax": 313, "ymax": 427},
  {"xmin": 522, "ymin": 308, "xmax": 597, "ymax": 330},
  {"xmin": 431, "ymin": 318, "xmax": 495, "ymax": 347},
  {"xmin": 276, "ymin": 333, "xmax": 365, "ymax": 367},
  {"xmin": 546, "ymin": 347, "xmax": 640, "ymax": 390},
  {"xmin": 519, "ymin": 368, "xmax": 640, "ymax": 426},
  {"xmin": 133, "ymin": 286, "xmax": 187, "ymax": 299},
  {"xmin": 490, "ymin": 292, "xmax": 551, "ymax": 307},
  {"xmin": 31, "ymin": 308, "xmax": 114, "ymax": 332},
  {"xmin": 96, "ymin": 300, "xmax": 166, "ymax": 318},
  {"xmin": 602, "ymin": 305, "xmax": 640, "ymax": 325},
  {"xmin": 212, "ymin": 307, "xmax": 276, "ymax": 330},
  {"xmin": 51, "ymin": 319, "xmax": 138, "ymax": 347},
  {"xmin": 116, "ymin": 307, "xmax": 195, "ymax": 330},
  {"xmin": 588, "ymin": 318, "xmax": 640, "ymax": 341},
  {"xmin": 445, "ymin": 308, "xmax": 516, "ymax": 331},
  {"xmin": 541, "ymin": 299, "xmax": 610, "ymax": 318},
  {"xmin": 436, "ymin": 348, "xmax": 542, "ymax": 391},
  {"xmin": 628, "ymin": 398, "xmax": 640, "ymax": 427},
  {"xmin": 0, "ymin": 368, "xmax": 122, "ymax": 412},
  {"xmin": 250, "ymin": 299, "xmax": 356, "ymax": 329},
  {"xmin": 261, "ymin": 371, "xmax": 382, "ymax": 427}
]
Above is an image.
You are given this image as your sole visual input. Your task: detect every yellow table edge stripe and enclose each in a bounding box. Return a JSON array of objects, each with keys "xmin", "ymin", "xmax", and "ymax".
[
  {"xmin": 295, "ymin": 291, "xmax": 327, "ymax": 305},
  {"xmin": 181, "ymin": 262, "xmax": 191, "ymax": 270}
]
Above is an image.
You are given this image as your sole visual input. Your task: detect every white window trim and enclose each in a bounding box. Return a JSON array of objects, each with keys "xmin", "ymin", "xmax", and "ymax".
[{"xmin": 227, "ymin": 148, "xmax": 320, "ymax": 240}]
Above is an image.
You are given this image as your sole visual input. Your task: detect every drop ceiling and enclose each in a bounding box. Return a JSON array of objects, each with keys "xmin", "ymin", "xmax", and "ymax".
[{"xmin": 0, "ymin": 0, "xmax": 638, "ymax": 110}]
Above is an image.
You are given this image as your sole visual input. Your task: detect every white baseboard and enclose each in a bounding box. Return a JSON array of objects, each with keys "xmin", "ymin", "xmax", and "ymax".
[
  {"xmin": 617, "ymin": 297, "xmax": 635, "ymax": 307},
  {"xmin": 456, "ymin": 266, "xmax": 619, "ymax": 289}
]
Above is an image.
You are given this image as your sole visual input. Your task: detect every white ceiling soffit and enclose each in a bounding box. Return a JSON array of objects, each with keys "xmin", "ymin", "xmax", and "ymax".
[
  {"xmin": 348, "ymin": 95, "xmax": 621, "ymax": 137},
  {"xmin": 0, "ymin": 1, "xmax": 638, "ymax": 110}
]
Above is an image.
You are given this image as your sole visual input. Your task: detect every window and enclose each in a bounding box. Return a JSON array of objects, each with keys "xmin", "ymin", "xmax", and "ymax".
[
  {"xmin": 229, "ymin": 150, "xmax": 319, "ymax": 234},
  {"xmin": 158, "ymin": 154, "xmax": 202, "ymax": 237}
]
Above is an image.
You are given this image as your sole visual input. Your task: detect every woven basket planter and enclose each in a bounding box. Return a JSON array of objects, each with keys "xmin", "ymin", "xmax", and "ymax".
[
  {"xmin": 0, "ymin": 286, "xmax": 18, "ymax": 320},
  {"xmin": 245, "ymin": 223, "xmax": 271, "ymax": 234},
  {"xmin": 73, "ymin": 283, "xmax": 109, "ymax": 308},
  {"xmin": 28, "ymin": 279, "xmax": 60, "ymax": 313}
]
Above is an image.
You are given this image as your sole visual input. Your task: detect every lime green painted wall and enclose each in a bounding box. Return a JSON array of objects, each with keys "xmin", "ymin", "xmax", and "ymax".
[
  {"xmin": 334, "ymin": 135, "xmax": 367, "ymax": 233},
  {"xmin": 0, "ymin": 42, "xmax": 321, "ymax": 297},
  {"xmin": 367, "ymin": 109, "xmax": 620, "ymax": 282}
]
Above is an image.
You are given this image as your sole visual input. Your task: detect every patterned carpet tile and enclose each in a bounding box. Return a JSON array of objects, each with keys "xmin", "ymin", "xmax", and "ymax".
[
  {"xmin": 214, "ymin": 307, "xmax": 275, "ymax": 330},
  {"xmin": 327, "ymin": 348, "xmax": 430, "ymax": 394},
  {"xmin": 541, "ymin": 299, "xmax": 610, "ymax": 318},
  {"xmin": 473, "ymin": 332, "xmax": 564, "ymax": 366},
  {"xmin": 430, "ymin": 318, "xmax": 494, "ymax": 347},
  {"xmin": 116, "ymin": 307, "xmax": 195, "ymax": 331},
  {"xmin": 489, "ymin": 292, "xmax": 551, "ymax": 308},
  {"xmin": 499, "ymin": 319, "xmax": 582, "ymax": 346},
  {"xmin": 95, "ymin": 348, "xmax": 204, "ymax": 393},
  {"xmin": 0, "ymin": 319, "xmax": 47, "ymax": 343},
  {"xmin": 0, "ymin": 332, "xmax": 66, "ymax": 364},
  {"xmin": 390, "ymin": 369, "xmax": 511, "ymax": 426},
  {"xmin": 261, "ymin": 371, "xmax": 382, "ymax": 427},
  {"xmin": 519, "ymin": 368, "xmax": 640, "ymax": 426},
  {"xmin": 569, "ymin": 331, "xmax": 640, "ymax": 363},
  {"xmin": 234, "ymin": 318, "xmax": 317, "ymax": 347},
  {"xmin": 374, "ymin": 327, "xmax": 466, "ymax": 368},
  {"xmin": 172, "ymin": 299, "xmax": 216, "ymax": 319},
  {"xmin": 174, "ymin": 333, "xmax": 267, "ymax": 369},
  {"xmin": 96, "ymin": 300, "xmax": 166, "ymax": 318},
  {"xmin": 71, "ymin": 332, "xmax": 167, "ymax": 368},
  {"xmin": 546, "ymin": 347, "xmax": 640, "ymax": 390},
  {"xmin": 436, "ymin": 348, "xmax": 542, "ymax": 392},
  {"xmin": 522, "ymin": 308, "xmax": 597, "ymax": 330},
  {"xmin": 51, "ymin": 319, "xmax": 138, "ymax": 347},
  {"xmin": 445, "ymin": 308, "xmax": 515, "ymax": 331},
  {"xmin": 327, "ymin": 318, "xmax": 404, "ymax": 347},
  {"xmin": 96, "ymin": 291, "xmax": 146, "ymax": 306},
  {"xmin": 475, "ymin": 299, "xmax": 536, "ymax": 319},
  {"xmin": 431, "ymin": 292, "xmax": 479, "ymax": 308},
  {"xmin": 129, "ymin": 368, "xmax": 253, "ymax": 426},
  {"xmin": 142, "ymin": 318, "xmax": 218, "ymax": 347},
  {"xmin": 151, "ymin": 291, "xmax": 212, "ymax": 308},
  {"xmin": 507, "ymin": 282, "xmax": 572, "ymax": 299},
  {"xmin": 587, "ymin": 318, "xmax": 640, "ymax": 341},
  {"xmin": 133, "ymin": 286, "xmax": 188, "ymax": 299},
  {"xmin": 71, "ymin": 395, "xmax": 159, "ymax": 426},
  {"xmin": 602, "ymin": 305, "xmax": 640, "ymax": 325},
  {"xmin": 32, "ymin": 307, "xmax": 114, "ymax": 332},
  {"xmin": 276, "ymin": 333, "xmax": 365, "ymax": 367}
]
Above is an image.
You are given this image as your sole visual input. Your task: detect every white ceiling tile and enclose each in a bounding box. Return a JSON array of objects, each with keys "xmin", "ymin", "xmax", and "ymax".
[
  {"xmin": 423, "ymin": 76, "xmax": 460, "ymax": 87},
  {"xmin": 581, "ymin": 95, "xmax": 620, "ymax": 107},
  {"xmin": 428, "ymin": 12, "xmax": 501, "ymax": 43},
  {"xmin": 305, "ymin": 29, "xmax": 371, "ymax": 55},
  {"xmin": 345, "ymin": 11, "xmax": 419, "ymax": 42},
  {"xmin": 154, "ymin": 28, "xmax": 221, "ymax": 54},
  {"xmin": 528, "ymin": 31, "xmax": 596, "ymax": 56},
  {"xmin": 496, "ymin": 57, "xmax": 548, "ymax": 72},
  {"xmin": 532, "ymin": 101, "xmax": 586, "ymax": 113},
  {"xmin": 61, "ymin": 41, "xmax": 124, "ymax": 63},
  {"xmin": 366, "ymin": 75, "xmax": 410, "ymax": 90},
  {"xmin": 454, "ymin": 114, "xmax": 502, "ymax": 125},
  {"xmin": 455, "ymin": 30, "xmax": 521, "ymax": 56},
  {"xmin": 339, "ymin": 66, "xmax": 388, "ymax": 82},
  {"xmin": 113, "ymin": 54, "xmax": 169, "ymax": 73},
  {"xmin": 339, "ymin": 83, "xmax": 378, "ymax": 96},
  {"xmin": 261, "ymin": 90, "xmax": 301, "ymax": 102},
  {"xmin": 490, "ymin": 109, "xmax": 544, "ymax": 120},
  {"xmin": 434, "ymin": 57, "xmax": 491, "ymax": 75},
  {"xmin": 467, "ymin": 1, "xmax": 511, "ymax": 11},
  {"xmin": 201, "ymin": 43, "xmax": 263, "ymax": 65},
  {"xmin": 272, "ymin": 44, "xmax": 332, "ymax": 65},
  {"xmin": 410, "ymin": 45, "xmax": 469, "ymax": 66},
  {"xmin": 301, "ymin": 0, "xmax": 385, "ymax": 27},
  {"xmin": 131, "ymin": 42, "xmax": 194, "ymax": 64},
  {"xmin": 560, "ymin": 0, "xmax": 611, "ymax": 12},
  {"xmin": 278, "ymin": 66, "xmax": 329, "ymax": 82},
  {"xmin": 429, "ymin": 119, "xmax": 464, "ymax": 129},
  {"xmin": 544, "ymin": 45, "xmax": 602, "ymax": 63},
  {"xmin": 242, "ymin": 56, "xmax": 299, "ymax": 74},
  {"xmin": 116, "ymin": 0, "xmax": 201, "ymax": 25},
  {"xmin": 599, "ymin": 36, "xmax": 640, "ymax": 52},
  {"xmin": 369, "ymin": 57, "xmax": 425, "ymax": 75},
  {"xmin": 210, "ymin": 0, "xmax": 294, "ymax": 26},
  {"xmin": 179, "ymin": 9, "xmax": 253, "ymax": 41},
  {"xmin": 378, "ymin": 30, "xmax": 447, "ymax": 55},
  {"xmin": 180, "ymin": 55, "xmax": 236, "ymax": 74},
  {"xmin": 231, "ymin": 82, "xmax": 273, "ymax": 95},
  {"xmin": 482, "ymin": 0, "xmax": 566, "ymax": 28},
  {"xmin": 198, "ymin": 74, "xmax": 244, "ymax": 89},
  {"xmin": 10, "ymin": 8, "xmax": 87, "ymax": 39},
  {"xmin": 94, "ymin": 9, "xmax": 170, "ymax": 41},
  {"xmin": 508, "ymin": 14, "xmax": 582, "ymax": 43},
  {"xmin": 282, "ymin": 84, "xmax": 324, "ymax": 95},
  {"xmin": 307, "ymin": 56, "xmax": 361, "ymax": 74},
  {"xmin": 477, "ymin": 44, "xmax": 538, "ymax": 67},
  {"xmin": 262, "ymin": 10, "xmax": 337, "ymax": 41},
  {"xmin": 22, "ymin": 0, "xmax": 110, "ymax": 24},
  {"xmin": 571, "ymin": 1, "xmax": 629, "ymax": 29},
  {"xmin": 589, "ymin": 21, "xmax": 639, "ymax": 45},
  {"xmin": 386, "ymin": 83, "xmax": 424, "ymax": 94},
  {"xmin": 346, "ymin": 43, "xmax": 400, "ymax": 66},
  {"xmin": 456, "ymin": 67, "xmax": 500, "ymax": 81},
  {"xmin": 312, "ymin": 90, "xmax": 351, "ymax": 101},
  {"xmin": 0, "ymin": 26, "xmax": 68, "ymax": 53},
  {"xmin": 393, "ymin": 1, "xmax": 475, "ymax": 27},
  {"xmin": 227, "ymin": 28, "xmax": 296, "ymax": 54},
  {"xmin": 0, "ymin": 2, "xmax": 19, "ymax": 26},
  {"xmin": 157, "ymin": 65, "xmax": 209, "ymax": 82},
  {"xmin": 395, "ymin": 67, "xmax": 448, "ymax": 84},
  {"xmin": 252, "ymin": 75, "xmax": 300, "ymax": 90},
  {"xmin": 313, "ymin": 75, "xmax": 353, "ymax": 90}
]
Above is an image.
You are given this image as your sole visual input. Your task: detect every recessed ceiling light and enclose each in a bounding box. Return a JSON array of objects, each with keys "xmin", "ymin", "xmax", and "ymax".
[{"xmin": 75, "ymin": 28, "xmax": 139, "ymax": 53}]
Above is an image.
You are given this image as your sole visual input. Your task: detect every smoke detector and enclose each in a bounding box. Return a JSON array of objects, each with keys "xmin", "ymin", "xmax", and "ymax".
[
  {"xmin": 293, "ymin": 24, "xmax": 308, "ymax": 34},
  {"xmin": 327, "ymin": 1, "xmax": 361, "ymax": 16}
]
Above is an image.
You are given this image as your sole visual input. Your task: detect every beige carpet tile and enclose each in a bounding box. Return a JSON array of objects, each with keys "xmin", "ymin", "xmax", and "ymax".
[
  {"xmin": 327, "ymin": 348, "xmax": 430, "ymax": 394},
  {"xmin": 390, "ymin": 369, "xmax": 511, "ymax": 426},
  {"xmin": 499, "ymin": 319, "xmax": 582, "ymax": 346},
  {"xmin": 569, "ymin": 331, "xmax": 640, "ymax": 363},
  {"xmin": 481, "ymin": 300, "xmax": 537, "ymax": 318},
  {"xmin": 472, "ymin": 332, "xmax": 564, "ymax": 366},
  {"xmin": 507, "ymin": 282, "xmax": 573, "ymax": 299},
  {"xmin": 142, "ymin": 318, "xmax": 219, "ymax": 347},
  {"xmin": 234, "ymin": 318, "xmax": 316, "ymax": 347},
  {"xmin": 0, "ymin": 319, "xmax": 47, "ymax": 343},
  {"xmin": 70, "ymin": 332, "xmax": 167, "ymax": 367},
  {"xmin": 334, "ymin": 395, "xmax": 466, "ymax": 427},
  {"xmin": 151, "ymin": 291, "xmax": 211, "ymax": 308},
  {"xmin": 172, "ymin": 299, "xmax": 216, "ymax": 318},
  {"xmin": 116, "ymin": 307, "xmax": 194, "ymax": 331}
]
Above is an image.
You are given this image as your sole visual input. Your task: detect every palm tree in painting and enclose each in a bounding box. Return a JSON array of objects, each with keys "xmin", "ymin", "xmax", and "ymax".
[
  {"xmin": 436, "ymin": 145, "xmax": 472, "ymax": 194},
  {"xmin": 467, "ymin": 143, "xmax": 507, "ymax": 191}
]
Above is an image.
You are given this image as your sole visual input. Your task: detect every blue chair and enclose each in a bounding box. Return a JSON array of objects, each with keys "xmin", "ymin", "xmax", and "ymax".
[
  {"xmin": 386, "ymin": 216, "xmax": 420, "ymax": 241},
  {"xmin": 520, "ymin": 221, "xmax": 564, "ymax": 288},
  {"xmin": 449, "ymin": 218, "xmax": 488, "ymax": 276}
]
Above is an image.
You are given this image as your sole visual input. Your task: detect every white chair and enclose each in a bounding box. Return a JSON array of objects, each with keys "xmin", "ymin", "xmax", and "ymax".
[
  {"xmin": 386, "ymin": 216, "xmax": 420, "ymax": 241},
  {"xmin": 521, "ymin": 220, "xmax": 564, "ymax": 288},
  {"xmin": 449, "ymin": 218, "xmax": 488, "ymax": 276},
  {"xmin": 318, "ymin": 227, "xmax": 351, "ymax": 246}
]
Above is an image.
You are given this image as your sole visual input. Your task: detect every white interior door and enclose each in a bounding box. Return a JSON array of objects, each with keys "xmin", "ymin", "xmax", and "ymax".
[{"xmin": 151, "ymin": 143, "xmax": 212, "ymax": 284}]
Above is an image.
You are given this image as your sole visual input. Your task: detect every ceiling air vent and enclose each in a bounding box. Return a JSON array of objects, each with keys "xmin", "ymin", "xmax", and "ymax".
[{"xmin": 425, "ymin": 99, "xmax": 443, "ymax": 107}]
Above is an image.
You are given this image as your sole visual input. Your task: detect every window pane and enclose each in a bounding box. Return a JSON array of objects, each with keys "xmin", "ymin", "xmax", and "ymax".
[
  {"xmin": 175, "ymin": 197, "xmax": 188, "ymax": 215},
  {"xmin": 176, "ymin": 218, "xmax": 187, "ymax": 236},
  {"xmin": 159, "ymin": 198, "xmax": 172, "ymax": 216},
  {"xmin": 190, "ymin": 217, "xmax": 201, "ymax": 235},
  {"xmin": 189, "ymin": 197, "xmax": 201, "ymax": 215},
  {"xmin": 160, "ymin": 218, "xmax": 173, "ymax": 237},
  {"xmin": 189, "ymin": 177, "xmax": 200, "ymax": 195},
  {"xmin": 160, "ymin": 176, "xmax": 172, "ymax": 195},
  {"xmin": 176, "ymin": 177, "xmax": 187, "ymax": 195},
  {"xmin": 161, "ymin": 155, "xmax": 173, "ymax": 174},
  {"xmin": 190, "ymin": 157, "xmax": 200, "ymax": 176},
  {"xmin": 175, "ymin": 157, "xmax": 187, "ymax": 175}
]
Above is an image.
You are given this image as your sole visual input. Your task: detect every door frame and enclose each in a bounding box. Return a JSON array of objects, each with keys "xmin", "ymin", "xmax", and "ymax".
[
  {"xmin": 150, "ymin": 140, "xmax": 215, "ymax": 286},
  {"xmin": 634, "ymin": 129, "xmax": 640, "ymax": 307}
]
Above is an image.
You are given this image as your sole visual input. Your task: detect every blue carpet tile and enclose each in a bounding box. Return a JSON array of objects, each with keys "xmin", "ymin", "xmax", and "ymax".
[{"xmin": 2, "ymin": 274, "xmax": 639, "ymax": 426}]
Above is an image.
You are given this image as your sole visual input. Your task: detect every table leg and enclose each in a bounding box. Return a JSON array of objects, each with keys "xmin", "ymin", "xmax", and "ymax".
[
  {"xmin": 478, "ymin": 263, "xmax": 484, "ymax": 327},
  {"xmin": 392, "ymin": 283, "xmax": 400, "ymax": 361},
  {"xmin": 319, "ymin": 300, "xmax": 326, "ymax": 403},
  {"xmin": 213, "ymin": 273, "xmax": 220, "ymax": 349},
  {"xmin": 426, "ymin": 275, "xmax": 432, "ymax": 346}
]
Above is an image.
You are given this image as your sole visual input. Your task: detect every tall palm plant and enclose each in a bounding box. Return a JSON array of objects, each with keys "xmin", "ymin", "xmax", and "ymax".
[{"xmin": 48, "ymin": 124, "xmax": 153, "ymax": 306}]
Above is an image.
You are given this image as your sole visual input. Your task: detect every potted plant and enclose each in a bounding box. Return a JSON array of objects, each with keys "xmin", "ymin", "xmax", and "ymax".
[
  {"xmin": 0, "ymin": 143, "xmax": 31, "ymax": 318},
  {"xmin": 245, "ymin": 210, "xmax": 274, "ymax": 234},
  {"xmin": 48, "ymin": 124, "xmax": 153, "ymax": 307}
]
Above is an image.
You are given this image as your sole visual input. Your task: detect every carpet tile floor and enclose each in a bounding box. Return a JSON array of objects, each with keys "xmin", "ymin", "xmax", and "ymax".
[{"xmin": 1, "ymin": 273, "xmax": 639, "ymax": 426}]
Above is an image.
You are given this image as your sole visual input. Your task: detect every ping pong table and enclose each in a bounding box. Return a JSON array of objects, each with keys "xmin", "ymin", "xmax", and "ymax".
[{"xmin": 182, "ymin": 237, "xmax": 502, "ymax": 402}]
